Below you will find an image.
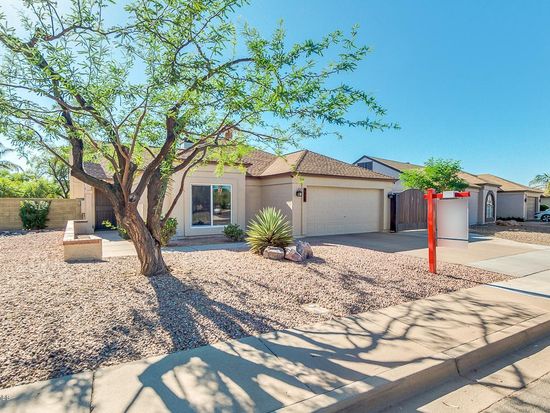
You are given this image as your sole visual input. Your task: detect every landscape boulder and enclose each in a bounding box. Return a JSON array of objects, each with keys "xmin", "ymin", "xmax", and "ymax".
[
  {"xmin": 284, "ymin": 247, "xmax": 303, "ymax": 262},
  {"xmin": 263, "ymin": 246, "xmax": 285, "ymax": 260},
  {"xmin": 296, "ymin": 240, "xmax": 314, "ymax": 259}
]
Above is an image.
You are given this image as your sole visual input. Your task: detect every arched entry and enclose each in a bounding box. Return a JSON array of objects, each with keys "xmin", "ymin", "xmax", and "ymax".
[{"xmin": 485, "ymin": 192, "xmax": 495, "ymax": 222}]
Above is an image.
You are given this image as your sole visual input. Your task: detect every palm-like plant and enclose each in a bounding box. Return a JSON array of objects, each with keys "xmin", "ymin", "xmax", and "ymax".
[
  {"xmin": 246, "ymin": 207, "xmax": 293, "ymax": 254},
  {"xmin": 0, "ymin": 143, "xmax": 19, "ymax": 170},
  {"xmin": 530, "ymin": 173, "xmax": 550, "ymax": 194}
]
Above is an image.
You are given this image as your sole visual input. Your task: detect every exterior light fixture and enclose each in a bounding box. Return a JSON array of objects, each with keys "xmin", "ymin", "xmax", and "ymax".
[{"xmin": 295, "ymin": 189, "xmax": 303, "ymax": 197}]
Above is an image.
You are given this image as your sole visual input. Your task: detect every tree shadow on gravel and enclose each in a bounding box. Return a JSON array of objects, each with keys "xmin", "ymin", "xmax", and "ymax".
[{"xmin": 117, "ymin": 272, "xmax": 310, "ymax": 412}]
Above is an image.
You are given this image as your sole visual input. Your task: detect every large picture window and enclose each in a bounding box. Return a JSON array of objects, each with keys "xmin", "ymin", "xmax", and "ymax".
[{"xmin": 191, "ymin": 185, "xmax": 232, "ymax": 227}]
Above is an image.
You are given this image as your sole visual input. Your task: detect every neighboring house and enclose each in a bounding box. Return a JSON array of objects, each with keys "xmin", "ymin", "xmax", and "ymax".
[
  {"xmin": 475, "ymin": 174, "xmax": 543, "ymax": 220},
  {"xmin": 70, "ymin": 150, "xmax": 396, "ymax": 237},
  {"xmin": 353, "ymin": 155, "xmax": 542, "ymax": 224}
]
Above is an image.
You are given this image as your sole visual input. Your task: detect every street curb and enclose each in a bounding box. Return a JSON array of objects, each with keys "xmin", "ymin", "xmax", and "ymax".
[{"xmin": 275, "ymin": 314, "xmax": 550, "ymax": 413}]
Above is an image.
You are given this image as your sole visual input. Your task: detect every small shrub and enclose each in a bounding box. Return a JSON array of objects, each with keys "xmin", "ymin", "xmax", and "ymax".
[
  {"xmin": 223, "ymin": 223, "xmax": 245, "ymax": 242},
  {"xmin": 102, "ymin": 220, "xmax": 130, "ymax": 239},
  {"xmin": 541, "ymin": 204, "xmax": 549, "ymax": 212},
  {"xmin": 497, "ymin": 217, "xmax": 524, "ymax": 222},
  {"xmin": 246, "ymin": 207, "xmax": 293, "ymax": 254},
  {"xmin": 160, "ymin": 217, "xmax": 178, "ymax": 246},
  {"xmin": 20, "ymin": 200, "xmax": 50, "ymax": 230}
]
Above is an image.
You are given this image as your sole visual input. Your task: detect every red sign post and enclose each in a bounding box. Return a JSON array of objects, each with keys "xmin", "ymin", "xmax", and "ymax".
[
  {"xmin": 425, "ymin": 189, "xmax": 437, "ymax": 273},
  {"xmin": 424, "ymin": 189, "xmax": 471, "ymax": 274}
]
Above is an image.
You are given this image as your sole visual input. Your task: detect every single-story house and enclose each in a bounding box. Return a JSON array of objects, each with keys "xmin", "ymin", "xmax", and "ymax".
[
  {"xmin": 475, "ymin": 174, "xmax": 543, "ymax": 220},
  {"xmin": 354, "ymin": 155, "xmax": 542, "ymax": 223},
  {"xmin": 70, "ymin": 150, "xmax": 396, "ymax": 237}
]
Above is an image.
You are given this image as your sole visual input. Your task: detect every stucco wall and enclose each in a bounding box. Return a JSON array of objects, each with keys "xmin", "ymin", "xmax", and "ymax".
[
  {"xmin": 166, "ymin": 165, "xmax": 247, "ymax": 237},
  {"xmin": 0, "ymin": 198, "xmax": 83, "ymax": 230},
  {"xmin": 497, "ymin": 192, "xmax": 525, "ymax": 219},
  {"xmin": 354, "ymin": 156, "xmax": 404, "ymax": 192},
  {"xmin": 468, "ymin": 188, "xmax": 480, "ymax": 225},
  {"xmin": 258, "ymin": 176, "xmax": 294, "ymax": 223}
]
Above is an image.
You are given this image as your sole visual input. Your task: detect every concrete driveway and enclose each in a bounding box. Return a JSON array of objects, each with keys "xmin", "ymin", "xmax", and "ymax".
[{"xmin": 306, "ymin": 230, "xmax": 550, "ymax": 278}]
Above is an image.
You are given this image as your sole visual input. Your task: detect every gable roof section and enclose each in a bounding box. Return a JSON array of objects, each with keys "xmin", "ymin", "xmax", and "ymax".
[
  {"xmin": 477, "ymin": 174, "xmax": 543, "ymax": 193},
  {"xmin": 368, "ymin": 156, "xmax": 423, "ymax": 172},
  {"xmin": 357, "ymin": 155, "xmax": 505, "ymax": 189},
  {"xmin": 245, "ymin": 150, "xmax": 395, "ymax": 180},
  {"xmin": 82, "ymin": 149, "xmax": 395, "ymax": 182}
]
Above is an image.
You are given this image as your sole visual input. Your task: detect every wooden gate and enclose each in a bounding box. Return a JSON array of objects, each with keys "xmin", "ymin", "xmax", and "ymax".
[
  {"xmin": 95, "ymin": 189, "xmax": 116, "ymax": 229},
  {"xmin": 390, "ymin": 189, "xmax": 427, "ymax": 232}
]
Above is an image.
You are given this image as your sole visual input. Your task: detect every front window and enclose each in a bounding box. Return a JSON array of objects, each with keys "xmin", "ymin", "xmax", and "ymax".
[
  {"xmin": 357, "ymin": 161, "xmax": 373, "ymax": 170},
  {"xmin": 485, "ymin": 192, "xmax": 495, "ymax": 220},
  {"xmin": 192, "ymin": 184, "xmax": 231, "ymax": 227}
]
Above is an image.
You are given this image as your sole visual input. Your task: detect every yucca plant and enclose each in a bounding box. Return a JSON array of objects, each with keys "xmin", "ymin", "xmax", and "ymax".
[{"xmin": 246, "ymin": 207, "xmax": 293, "ymax": 254}]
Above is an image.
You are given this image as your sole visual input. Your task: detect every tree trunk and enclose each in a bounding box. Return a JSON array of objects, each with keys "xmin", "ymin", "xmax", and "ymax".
[{"xmin": 122, "ymin": 207, "xmax": 168, "ymax": 277}]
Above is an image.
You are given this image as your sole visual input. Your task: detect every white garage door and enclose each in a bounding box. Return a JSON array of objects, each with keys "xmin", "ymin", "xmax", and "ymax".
[
  {"xmin": 526, "ymin": 197, "xmax": 537, "ymax": 220},
  {"xmin": 305, "ymin": 186, "xmax": 382, "ymax": 236}
]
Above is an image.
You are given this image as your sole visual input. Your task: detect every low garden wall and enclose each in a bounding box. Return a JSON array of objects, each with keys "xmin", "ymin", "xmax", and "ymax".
[{"xmin": 0, "ymin": 198, "xmax": 83, "ymax": 231}]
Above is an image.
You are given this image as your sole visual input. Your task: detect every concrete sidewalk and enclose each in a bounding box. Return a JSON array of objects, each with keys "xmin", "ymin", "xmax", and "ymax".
[{"xmin": 1, "ymin": 284, "xmax": 549, "ymax": 413}]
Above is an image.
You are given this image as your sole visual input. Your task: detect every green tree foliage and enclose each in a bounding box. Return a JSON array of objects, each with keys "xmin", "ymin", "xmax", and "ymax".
[
  {"xmin": 0, "ymin": 142, "xmax": 19, "ymax": 170},
  {"xmin": 401, "ymin": 158, "xmax": 468, "ymax": 193},
  {"xmin": 0, "ymin": 169, "xmax": 62, "ymax": 198},
  {"xmin": 29, "ymin": 147, "xmax": 70, "ymax": 198},
  {"xmin": 530, "ymin": 173, "xmax": 550, "ymax": 195},
  {"xmin": 0, "ymin": 0, "xmax": 394, "ymax": 275}
]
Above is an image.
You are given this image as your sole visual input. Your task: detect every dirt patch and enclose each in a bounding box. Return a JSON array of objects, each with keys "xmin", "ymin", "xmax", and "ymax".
[
  {"xmin": 0, "ymin": 231, "xmax": 506, "ymax": 388},
  {"xmin": 472, "ymin": 222, "xmax": 550, "ymax": 246}
]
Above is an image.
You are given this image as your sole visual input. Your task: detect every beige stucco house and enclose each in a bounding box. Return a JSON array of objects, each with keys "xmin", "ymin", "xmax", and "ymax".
[
  {"xmin": 70, "ymin": 150, "xmax": 396, "ymax": 238},
  {"xmin": 353, "ymin": 155, "xmax": 542, "ymax": 224}
]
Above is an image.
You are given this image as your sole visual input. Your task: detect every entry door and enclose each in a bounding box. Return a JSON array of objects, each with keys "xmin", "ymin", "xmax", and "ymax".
[
  {"xmin": 526, "ymin": 197, "xmax": 536, "ymax": 220},
  {"xmin": 95, "ymin": 189, "xmax": 116, "ymax": 229}
]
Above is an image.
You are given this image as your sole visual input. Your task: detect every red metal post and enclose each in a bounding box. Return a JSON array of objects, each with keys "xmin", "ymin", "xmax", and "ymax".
[{"xmin": 426, "ymin": 188, "xmax": 437, "ymax": 274}]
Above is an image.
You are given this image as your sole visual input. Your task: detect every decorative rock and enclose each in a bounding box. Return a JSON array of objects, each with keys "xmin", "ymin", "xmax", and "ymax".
[
  {"xmin": 284, "ymin": 247, "xmax": 303, "ymax": 262},
  {"xmin": 296, "ymin": 240, "xmax": 314, "ymax": 259},
  {"xmin": 263, "ymin": 246, "xmax": 285, "ymax": 260}
]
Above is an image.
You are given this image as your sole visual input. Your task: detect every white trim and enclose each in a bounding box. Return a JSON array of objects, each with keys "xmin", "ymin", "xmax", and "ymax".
[{"xmin": 190, "ymin": 183, "xmax": 233, "ymax": 228}]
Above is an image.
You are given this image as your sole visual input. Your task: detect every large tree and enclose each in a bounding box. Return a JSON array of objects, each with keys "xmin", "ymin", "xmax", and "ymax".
[
  {"xmin": 0, "ymin": 0, "xmax": 393, "ymax": 276},
  {"xmin": 401, "ymin": 158, "xmax": 468, "ymax": 193},
  {"xmin": 530, "ymin": 173, "xmax": 550, "ymax": 195},
  {"xmin": 0, "ymin": 142, "xmax": 19, "ymax": 170}
]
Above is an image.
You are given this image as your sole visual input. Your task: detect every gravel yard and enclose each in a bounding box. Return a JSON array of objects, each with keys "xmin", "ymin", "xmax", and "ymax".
[
  {"xmin": 472, "ymin": 221, "xmax": 550, "ymax": 246},
  {"xmin": 0, "ymin": 231, "xmax": 506, "ymax": 388}
]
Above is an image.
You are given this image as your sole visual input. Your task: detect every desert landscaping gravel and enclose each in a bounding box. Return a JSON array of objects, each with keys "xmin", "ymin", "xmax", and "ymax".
[
  {"xmin": 0, "ymin": 231, "xmax": 507, "ymax": 388},
  {"xmin": 472, "ymin": 222, "xmax": 550, "ymax": 246}
]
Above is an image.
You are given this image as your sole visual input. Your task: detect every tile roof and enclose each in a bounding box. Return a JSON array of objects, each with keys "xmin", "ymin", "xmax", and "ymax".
[
  {"xmin": 83, "ymin": 162, "xmax": 110, "ymax": 180},
  {"xmin": 477, "ymin": 174, "xmax": 543, "ymax": 193},
  {"xmin": 368, "ymin": 156, "xmax": 423, "ymax": 172},
  {"xmin": 82, "ymin": 149, "xmax": 395, "ymax": 182},
  {"xmin": 362, "ymin": 155, "xmax": 543, "ymax": 192},
  {"xmin": 244, "ymin": 150, "xmax": 395, "ymax": 180}
]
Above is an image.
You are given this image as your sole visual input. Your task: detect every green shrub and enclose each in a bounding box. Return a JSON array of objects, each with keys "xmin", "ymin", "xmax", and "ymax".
[
  {"xmin": 19, "ymin": 200, "xmax": 50, "ymax": 230},
  {"xmin": 541, "ymin": 204, "xmax": 549, "ymax": 212},
  {"xmin": 102, "ymin": 220, "xmax": 130, "ymax": 239},
  {"xmin": 160, "ymin": 217, "xmax": 178, "ymax": 246},
  {"xmin": 246, "ymin": 207, "xmax": 293, "ymax": 254},
  {"xmin": 223, "ymin": 223, "xmax": 245, "ymax": 242}
]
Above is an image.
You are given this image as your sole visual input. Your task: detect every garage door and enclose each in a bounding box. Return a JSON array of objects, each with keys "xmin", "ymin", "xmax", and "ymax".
[
  {"xmin": 305, "ymin": 186, "xmax": 382, "ymax": 236},
  {"xmin": 526, "ymin": 197, "xmax": 537, "ymax": 220}
]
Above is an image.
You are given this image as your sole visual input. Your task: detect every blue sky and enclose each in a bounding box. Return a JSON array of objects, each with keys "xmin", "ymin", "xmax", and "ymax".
[
  {"xmin": 2, "ymin": 0, "xmax": 549, "ymax": 185},
  {"xmin": 238, "ymin": 0, "xmax": 550, "ymax": 185}
]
